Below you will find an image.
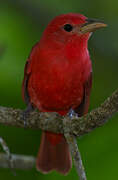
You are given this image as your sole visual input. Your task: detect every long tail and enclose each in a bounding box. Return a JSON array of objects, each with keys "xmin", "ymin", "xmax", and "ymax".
[{"xmin": 36, "ymin": 131, "xmax": 72, "ymax": 175}]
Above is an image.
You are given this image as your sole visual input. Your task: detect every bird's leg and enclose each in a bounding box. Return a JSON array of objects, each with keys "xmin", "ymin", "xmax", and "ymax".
[{"xmin": 21, "ymin": 103, "xmax": 34, "ymax": 128}]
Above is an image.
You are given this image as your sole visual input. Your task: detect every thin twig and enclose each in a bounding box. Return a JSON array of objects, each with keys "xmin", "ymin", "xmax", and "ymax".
[
  {"xmin": 0, "ymin": 137, "xmax": 15, "ymax": 174},
  {"xmin": 63, "ymin": 118, "xmax": 87, "ymax": 180},
  {"xmin": 0, "ymin": 153, "xmax": 36, "ymax": 169}
]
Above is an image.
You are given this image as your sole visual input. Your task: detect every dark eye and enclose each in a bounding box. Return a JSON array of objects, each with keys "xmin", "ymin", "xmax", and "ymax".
[{"xmin": 63, "ymin": 24, "xmax": 73, "ymax": 32}]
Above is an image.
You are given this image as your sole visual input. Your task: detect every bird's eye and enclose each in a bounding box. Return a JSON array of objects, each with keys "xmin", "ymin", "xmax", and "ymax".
[{"xmin": 63, "ymin": 24, "xmax": 73, "ymax": 32}]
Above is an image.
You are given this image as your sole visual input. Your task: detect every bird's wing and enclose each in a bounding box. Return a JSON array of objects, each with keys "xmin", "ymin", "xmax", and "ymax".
[
  {"xmin": 74, "ymin": 72, "xmax": 92, "ymax": 116},
  {"xmin": 22, "ymin": 42, "xmax": 40, "ymax": 105},
  {"xmin": 22, "ymin": 58, "xmax": 32, "ymax": 105}
]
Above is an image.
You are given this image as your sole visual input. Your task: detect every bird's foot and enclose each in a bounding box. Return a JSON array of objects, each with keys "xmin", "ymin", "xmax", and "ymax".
[
  {"xmin": 68, "ymin": 108, "xmax": 78, "ymax": 119},
  {"xmin": 21, "ymin": 104, "xmax": 34, "ymax": 128}
]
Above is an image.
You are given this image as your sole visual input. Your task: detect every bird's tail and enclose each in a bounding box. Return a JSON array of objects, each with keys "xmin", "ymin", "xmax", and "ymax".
[{"xmin": 36, "ymin": 131, "xmax": 72, "ymax": 175}]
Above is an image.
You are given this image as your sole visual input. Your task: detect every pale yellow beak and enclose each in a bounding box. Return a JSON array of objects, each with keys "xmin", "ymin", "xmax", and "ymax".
[{"xmin": 80, "ymin": 18, "xmax": 107, "ymax": 34}]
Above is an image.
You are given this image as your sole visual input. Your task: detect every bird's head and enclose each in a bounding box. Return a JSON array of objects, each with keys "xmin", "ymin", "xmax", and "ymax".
[{"xmin": 42, "ymin": 13, "xmax": 107, "ymax": 47}]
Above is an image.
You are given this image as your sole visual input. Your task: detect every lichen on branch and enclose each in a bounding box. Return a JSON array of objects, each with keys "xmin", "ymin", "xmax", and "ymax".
[{"xmin": 0, "ymin": 89, "xmax": 118, "ymax": 136}]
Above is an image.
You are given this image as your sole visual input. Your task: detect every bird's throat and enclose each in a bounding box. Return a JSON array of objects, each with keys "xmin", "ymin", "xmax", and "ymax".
[{"xmin": 65, "ymin": 35, "xmax": 89, "ymax": 61}]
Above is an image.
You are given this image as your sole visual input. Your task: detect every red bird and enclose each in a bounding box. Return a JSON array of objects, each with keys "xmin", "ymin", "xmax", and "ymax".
[{"xmin": 22, "ymin": 13, "xmax": 106, "ymax": 175}]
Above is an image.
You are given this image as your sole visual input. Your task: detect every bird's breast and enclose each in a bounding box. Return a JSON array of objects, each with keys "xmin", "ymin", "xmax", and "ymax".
[{"xmin": 28, "ymin": 52, "xmax": 91, "ymax": 113}]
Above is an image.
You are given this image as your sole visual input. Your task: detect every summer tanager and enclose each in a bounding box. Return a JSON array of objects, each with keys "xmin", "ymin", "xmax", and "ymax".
[{"xmin": 22, "ymin": 13, "xmax": 106, "ymax": 175}]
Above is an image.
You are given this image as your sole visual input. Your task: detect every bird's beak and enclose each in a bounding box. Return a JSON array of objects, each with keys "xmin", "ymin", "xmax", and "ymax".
[{"xmin": 79, "ymin": 18, "xmax": 107, "ymax": 34}]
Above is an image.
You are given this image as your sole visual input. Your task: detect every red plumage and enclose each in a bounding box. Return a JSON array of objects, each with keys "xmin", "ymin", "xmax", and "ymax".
[{"xmin": 22, "ymin": 13, "xmax": 93, "ymax": 175}]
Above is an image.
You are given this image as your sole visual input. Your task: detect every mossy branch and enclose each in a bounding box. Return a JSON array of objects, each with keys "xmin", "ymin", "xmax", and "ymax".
[
  {"xmin": 0, "ymin": 89, "xmax": 118, "ymax": 136},
  {"xmin": 0, "ymin": 89, "xmax": 118, "ymax": 179}
]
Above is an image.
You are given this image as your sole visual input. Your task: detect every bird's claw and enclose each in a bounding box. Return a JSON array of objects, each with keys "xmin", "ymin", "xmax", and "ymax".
[
  {"xmin": 68, "ymin": 109, "xmax": 78, "ymax": 118},
  {"xmin": 21, "ymin": 110, "xmax": 29, "ymax": 128},
  {"xmin": 21, "ymin": 104, "xmax": 34, "ymax": 128}
]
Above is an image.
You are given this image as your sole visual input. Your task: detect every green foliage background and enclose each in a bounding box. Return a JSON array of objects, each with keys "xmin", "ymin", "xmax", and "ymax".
[{"xmin": 0, "ymin": 1, "xmax": 118, "ymax": 179}]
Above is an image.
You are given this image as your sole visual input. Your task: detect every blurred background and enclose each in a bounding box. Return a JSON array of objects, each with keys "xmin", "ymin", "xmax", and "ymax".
[{"xmin": 0, "ymin": 0, "xmax": 118, "ymax": 180}]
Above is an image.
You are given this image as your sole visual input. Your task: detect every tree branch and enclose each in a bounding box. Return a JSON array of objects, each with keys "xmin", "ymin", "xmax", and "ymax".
[
  {"xmin": 0, "ymin": 89, "xmax": 118, "ymax": 179},
  {"xmin": 63, "ymin": 117, "xmax": 87, "ymax": 180},
  {"xmin": 0, "ymin": 89, "xmax": 118, "ymax": 136},
  {"xmin": 0, "ymin": 153, "xmax": 35, "ymax": 169},
  {"xmin": 0, "ymin": 137, "xmax": 14, "ymax": 171}
]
